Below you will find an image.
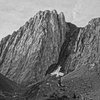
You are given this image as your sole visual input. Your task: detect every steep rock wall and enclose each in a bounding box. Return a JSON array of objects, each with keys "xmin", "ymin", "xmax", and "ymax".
[{"xmin": 0, "ymin": 10, "xmax": 70, "ymax": 84}]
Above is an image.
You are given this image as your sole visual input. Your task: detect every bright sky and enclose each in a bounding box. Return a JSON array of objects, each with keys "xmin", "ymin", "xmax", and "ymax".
[{"xmin": 0, "ymin": 0, "xmax": 100, "ymax": 40}]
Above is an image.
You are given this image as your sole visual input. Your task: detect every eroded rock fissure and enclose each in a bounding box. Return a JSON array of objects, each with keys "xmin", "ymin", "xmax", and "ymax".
[{"xmin": 45, "ymin": 23, "xmax": 80, "ymax": 76}]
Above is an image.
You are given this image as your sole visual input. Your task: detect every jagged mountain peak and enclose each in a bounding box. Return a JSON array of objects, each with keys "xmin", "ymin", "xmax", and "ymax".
[{"xmin": 0, "ymin": 10, "xmax": 70, "ymax": 84}]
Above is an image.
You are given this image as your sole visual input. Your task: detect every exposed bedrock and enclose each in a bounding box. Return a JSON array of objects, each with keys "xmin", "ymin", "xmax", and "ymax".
[
  {"xmin": 0, "ymin": 10, "xmax": 100, "ymax": 100},
  {"xmin": 0, "ymin": 10, "xmax": 72, "ymax": 84}
]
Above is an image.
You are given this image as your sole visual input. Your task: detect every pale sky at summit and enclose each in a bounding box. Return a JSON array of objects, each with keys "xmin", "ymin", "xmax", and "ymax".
[{"xmin": 0, "ymin": 0, "xmax": 100, "ymax": 40}]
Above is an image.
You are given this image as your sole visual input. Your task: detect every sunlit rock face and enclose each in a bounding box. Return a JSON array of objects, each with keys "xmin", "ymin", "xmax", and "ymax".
[{"xmin": 0, "ymin": 10, "xmax": 69, "ymax": 84}]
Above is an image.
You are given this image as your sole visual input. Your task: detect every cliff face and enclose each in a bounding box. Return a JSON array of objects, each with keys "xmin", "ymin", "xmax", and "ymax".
[
  {"xmin": 0, "ymin": 10, "xmax": 70, "ymax": 84},
  {"xmin": 0, "ymin": 10, "xmax": 100, "ymax": 100}
]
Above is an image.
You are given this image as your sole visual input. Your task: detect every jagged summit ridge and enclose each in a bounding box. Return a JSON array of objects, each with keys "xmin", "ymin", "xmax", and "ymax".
[{"xmin": 0, "ymin": 10, "xmax": 69, "ymax": 84}]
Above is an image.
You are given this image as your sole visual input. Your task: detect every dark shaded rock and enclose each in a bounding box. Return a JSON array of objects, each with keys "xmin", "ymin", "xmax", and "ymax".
[
  {"xmin": 0, "ymin": 73, "xmax": 20, "ymax": 100},
  {"xmin": 45, "ymin": 63, "xmax": 58, "ymax": 76},
  {"xmin": 1, "ymin": 73, "xmax": 20, "ymax": 92}
]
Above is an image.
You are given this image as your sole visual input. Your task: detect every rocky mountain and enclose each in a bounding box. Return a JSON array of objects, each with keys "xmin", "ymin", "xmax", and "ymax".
[
  {"xmin": 0, "ymin": 10, "xmax": 100, "ymax": 100},
  {"xmin": 0, "ymin": 10, "xmax": 69, "ymax": 85}
]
